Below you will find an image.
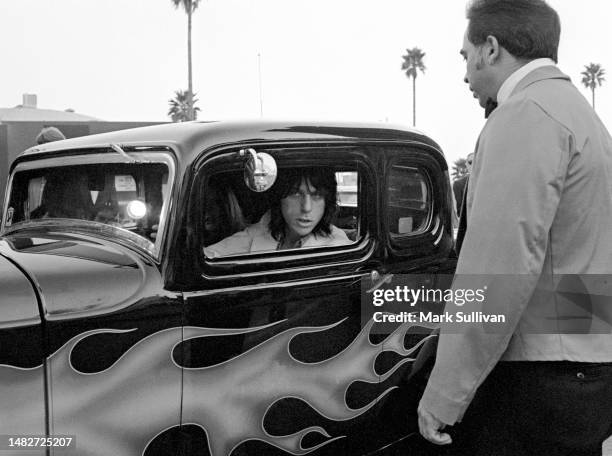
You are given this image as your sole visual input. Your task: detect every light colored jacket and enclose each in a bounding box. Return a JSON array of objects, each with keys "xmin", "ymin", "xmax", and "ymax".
[
  {"xmin": 421, "ymin": 66, "xmax": 612, "ymax": 425},
  {"xmin": 204, "ymin": 212, "xmax": 351, "ymax": 258}
]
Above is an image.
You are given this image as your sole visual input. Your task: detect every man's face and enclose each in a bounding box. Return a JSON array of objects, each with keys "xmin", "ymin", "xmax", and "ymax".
[
  {"xmin": 281, "ymin": 178, "xmax": 326, "ymax": 242},
  {"xmin": 460, "ymin": 30, "xmax": 495, "ymax": 108}
]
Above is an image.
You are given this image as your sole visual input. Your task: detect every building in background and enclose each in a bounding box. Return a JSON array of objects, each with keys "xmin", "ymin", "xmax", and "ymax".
[{"xmin": 0, "ymin": 94, "xmax": 166, "ymax": 209}]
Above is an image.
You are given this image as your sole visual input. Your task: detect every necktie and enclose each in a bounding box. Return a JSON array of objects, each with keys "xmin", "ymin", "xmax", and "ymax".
[{"xmin": 485, "ymin": 98, "xmax": 498, "ymax": 118}]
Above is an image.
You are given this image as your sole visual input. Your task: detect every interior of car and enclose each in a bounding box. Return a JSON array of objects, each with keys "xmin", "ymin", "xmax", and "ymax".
[{"xmin": 201, "ymin": 167, "xmax": 360, "ymax": 251}]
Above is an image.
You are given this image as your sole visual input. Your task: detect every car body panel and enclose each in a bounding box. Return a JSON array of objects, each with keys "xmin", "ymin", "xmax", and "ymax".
[
  {"xmin": 0, "ymin": 249, "xmax": 45, "ymax": 440},
  {"xmin": 0, "ymin": 233, "xmax": 145, "ymax": 318},
  {"xmin": 0, "ymin": 231, "xmax": 183, "ymax": 455}
]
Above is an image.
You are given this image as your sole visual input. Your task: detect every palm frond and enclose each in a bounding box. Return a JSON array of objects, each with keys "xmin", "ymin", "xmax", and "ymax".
[
  {"xmin": 401, "ymin": 47, "xmax": 427, "ymax": 79},
  {"xmin": 581, "ymin": 63, "xmax": 606, "ymax": 89},
  {"xmin": 451, "ymin": 158, "xmax": 468, "ymax": 180},
  {"xmin": 171, "ymin": 0, "xmax": 200, "ymax": 13},
  {"xmin": 168, "ymin": 89, "xmax": 201, "ymax": 122}
]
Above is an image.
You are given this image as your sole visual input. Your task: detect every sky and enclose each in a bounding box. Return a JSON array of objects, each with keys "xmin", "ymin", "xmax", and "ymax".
[{"xmin": 1, "ymin": 0, "xmax": 611, "ymax": 168}]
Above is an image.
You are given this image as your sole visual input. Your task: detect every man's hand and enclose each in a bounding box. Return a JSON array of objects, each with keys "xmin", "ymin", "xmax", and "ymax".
[{"xmin": 418, "ymin": 403, "xmax": 452, "ymax": 445}]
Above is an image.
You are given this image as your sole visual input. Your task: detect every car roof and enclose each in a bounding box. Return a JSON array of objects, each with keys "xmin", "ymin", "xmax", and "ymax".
[{"xmin": 15, "ymin": 120, "xmax": 444, "ymax": 169}]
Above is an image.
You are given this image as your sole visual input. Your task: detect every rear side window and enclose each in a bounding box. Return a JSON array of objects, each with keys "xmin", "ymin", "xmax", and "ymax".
[{"xmin": 387, "ymin": 165, "xmax": 432, "ymax": 238}]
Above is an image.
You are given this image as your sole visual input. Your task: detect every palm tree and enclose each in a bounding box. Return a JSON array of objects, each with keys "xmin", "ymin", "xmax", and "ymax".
[
  {"xmin": 581, "ymin": 63, "xmax": 606, "ymax": 111},
  {"xmin": 168, "ymin": 90, "xmax": 201, "ymax": 122},
  {"xmin": 171, "ymin": 0, "xmax": 201, "ymax": 121},
  {"xmin": 401, "ymin": 47, "xmax": 426, "ymax": 127},
  {"xmin": 451, "ymin": 158, "xmax": 468, "ymax": 181}
]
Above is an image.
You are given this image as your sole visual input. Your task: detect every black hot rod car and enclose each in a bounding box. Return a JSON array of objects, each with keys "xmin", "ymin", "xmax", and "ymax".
[{"xmin": 0, "ymin": 120, "xmax": 456, "ymax": 455}]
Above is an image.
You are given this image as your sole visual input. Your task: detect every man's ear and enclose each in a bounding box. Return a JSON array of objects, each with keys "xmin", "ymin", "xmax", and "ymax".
[{"xmin": 484, "ymin": 35, "xmax": 501, "ymax": 64}]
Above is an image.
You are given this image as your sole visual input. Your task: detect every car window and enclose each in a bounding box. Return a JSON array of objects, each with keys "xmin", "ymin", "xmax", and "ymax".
[
  {"xmin": 199, "ymin": 155, "xmax": 362, "ymax": 260},
  {"xmin": 387, "ymin": 165, "xmax": 432, "ymax": 238},
  {"xmin": 5, "ymin": 155, "xmax": 173, "ymax": 257}
]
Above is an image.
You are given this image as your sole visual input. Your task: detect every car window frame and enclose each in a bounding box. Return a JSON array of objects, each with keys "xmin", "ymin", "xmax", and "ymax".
[
  {"xmin": 2, "ymin": 150, "xmax": 177, "ymax": 261},
  {"xmin": 183, "ymin": 142, "xmax": 378, "ymax": 286},
  {"xmin": 381, "ymin": 145, "xmax": 451, "ymax": 259},
  {"xmin": 386, "ymin": 164, "xmax": 434, "ymax": 239}
]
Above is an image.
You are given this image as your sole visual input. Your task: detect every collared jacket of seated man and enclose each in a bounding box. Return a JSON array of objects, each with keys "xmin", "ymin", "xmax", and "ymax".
[{"xmin": 204, "ymin": 211, "xmax": 350, "ymax": 258}]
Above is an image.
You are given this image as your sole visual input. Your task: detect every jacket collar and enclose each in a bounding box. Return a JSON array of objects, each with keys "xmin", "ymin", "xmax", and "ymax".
[{"xmin": 497, "ymin": 58, "xmax": 556, "ymax": 105}]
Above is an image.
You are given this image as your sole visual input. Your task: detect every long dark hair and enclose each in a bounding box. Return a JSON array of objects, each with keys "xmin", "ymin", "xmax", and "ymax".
[{"xmin": 269, "ymin": 168, "xmax": 338, "ymax": 241}]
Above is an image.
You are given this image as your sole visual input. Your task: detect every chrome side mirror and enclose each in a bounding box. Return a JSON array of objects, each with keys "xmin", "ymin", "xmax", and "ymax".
[{"xmin": 240, "ymin": 148, "xmax": 277, "ymax": 192}]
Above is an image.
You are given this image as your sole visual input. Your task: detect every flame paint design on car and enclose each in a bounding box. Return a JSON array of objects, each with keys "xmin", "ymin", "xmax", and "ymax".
[{"xmin": 1, "ymin": 318, "xmax": 436, "ymax": 456}]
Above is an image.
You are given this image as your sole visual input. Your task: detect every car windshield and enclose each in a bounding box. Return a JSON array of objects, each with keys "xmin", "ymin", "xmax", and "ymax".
[{"xmin": 3, "ymin": 154, "xmax": 173, "ymax": 257}]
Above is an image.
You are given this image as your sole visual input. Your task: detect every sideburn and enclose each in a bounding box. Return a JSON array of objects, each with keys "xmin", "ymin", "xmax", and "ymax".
[{"xmin": 474, "ymin": 50, "xmax": 487, "ymax": 71}]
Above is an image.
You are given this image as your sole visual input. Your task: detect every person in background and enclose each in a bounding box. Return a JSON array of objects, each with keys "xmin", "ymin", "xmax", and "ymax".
[
  {"xmin": 30, "ymin": 170, "xmax": 92, "ymax": 220},
  {"xmin": 25, "ymin": 127, "xmax": 67, "ymax": 220},
  {"xmin": 202, "ymin": 183, "xmax": 247, "ymax": 247},
  {"xmin": 418, "ymin": 0, "xmax": 612, "ymax": 454},
  {"xmin": 453, "ymin": 152, "xmax": 474, "ymax": 254},
  {"xmin": 452, "ymin": 152, "xmax": 473, "ymax": 216},
  {"xmin": 35, "ymin": 127, "xmax": 66, "ymax": 145}
]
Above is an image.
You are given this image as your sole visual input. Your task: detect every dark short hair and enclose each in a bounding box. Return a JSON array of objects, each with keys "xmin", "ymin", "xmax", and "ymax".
[
  {"xmin": 269, "ymin": 167, "xmax": 338, "ymax": 241},
  {"xmin": 466, "ymin": 0, "xmax": 560, "ymax": 63}
]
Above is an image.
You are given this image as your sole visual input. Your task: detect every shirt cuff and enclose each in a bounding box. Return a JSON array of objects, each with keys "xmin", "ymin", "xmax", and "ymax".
[{"xmin": 419, "ymin": 382, "xmax": 471, "ymax": 425}]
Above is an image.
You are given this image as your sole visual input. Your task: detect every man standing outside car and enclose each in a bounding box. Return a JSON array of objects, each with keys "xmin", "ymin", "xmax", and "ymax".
[{"xmin": 418, "ymin": 0, "xmax": 612, "ymax": 455}]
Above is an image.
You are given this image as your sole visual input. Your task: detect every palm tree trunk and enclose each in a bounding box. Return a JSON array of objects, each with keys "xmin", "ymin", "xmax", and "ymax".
[
  {"xmin": 412, "ymin": 76, "xmax": 416, "ymax": 127},
  {"xmin": 592, "ymin": 87, "xmax": 596, "ymax": 111},
  {"xmin": 187, "ymin": 1, "xmax": 194, "ymax": 120}
]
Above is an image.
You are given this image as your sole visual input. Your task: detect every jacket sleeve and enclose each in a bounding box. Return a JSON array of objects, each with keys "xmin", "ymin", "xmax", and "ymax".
[{"xmin": 419, "ymin": 98, "xmax": 571, "ymax": 425}]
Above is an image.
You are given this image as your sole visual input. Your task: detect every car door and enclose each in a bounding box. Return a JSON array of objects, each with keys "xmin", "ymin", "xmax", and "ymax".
[
  {"xmin": 177, "ymin": 141, "xmax": 455, "ymax": 456},
  {"xmin": 177, "ymin": 142, "xmax": 404, "ymax": 456}
]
